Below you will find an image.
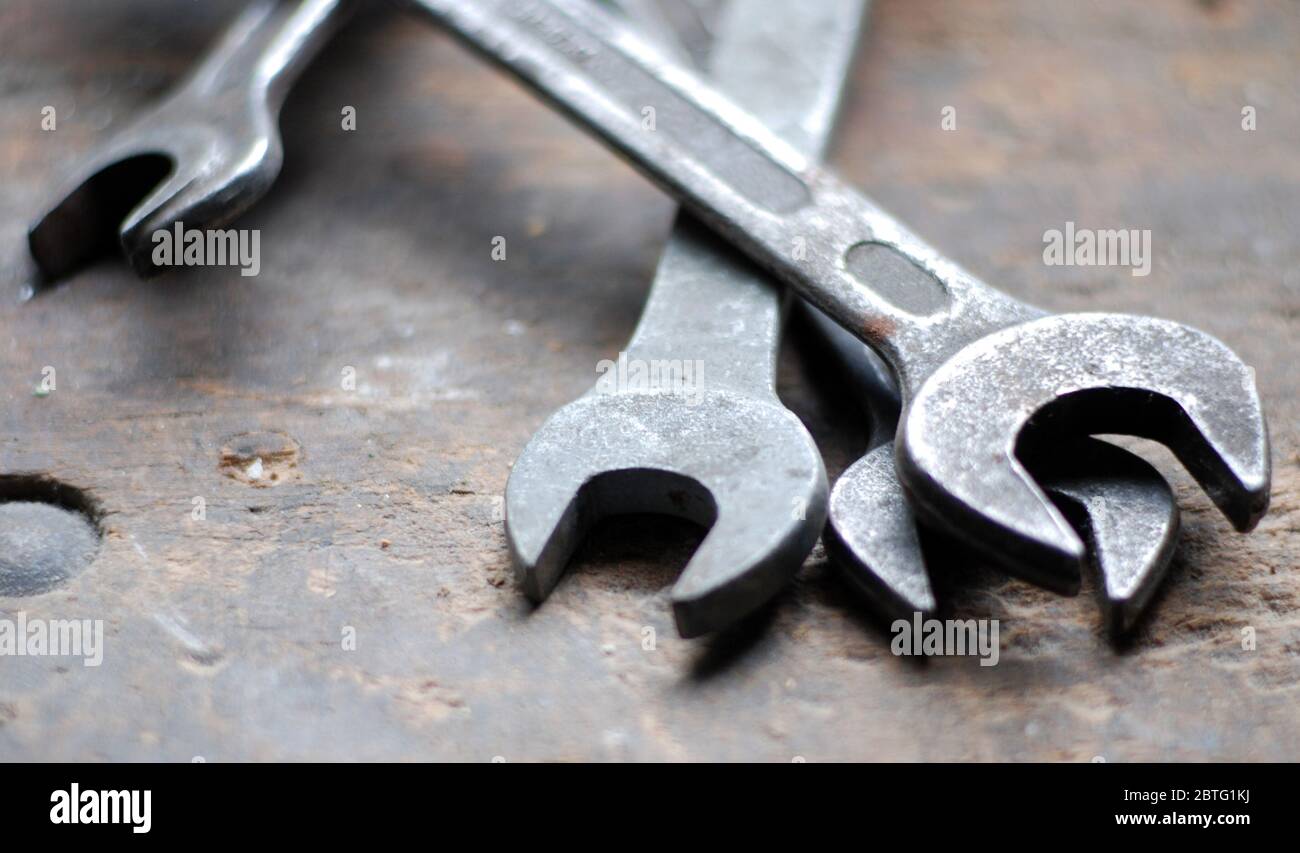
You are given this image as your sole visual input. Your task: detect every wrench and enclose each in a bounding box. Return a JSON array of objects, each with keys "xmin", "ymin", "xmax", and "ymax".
[
  {"xmin": 29, "ymin": 0, "xmax": 356, "ymax": 282},
  {"xmin": 637, "ymin": 2, "xmax": 1181, "ymax": 631},
  {"xmin": 804, "ymin": 304, "xmax": 1179, "ymax": 632},
  {"xmin": 506, "ymin": 0, "xmax": 866, "ymax": 638},
  {"xmin": 409, "ymin": 0, "xmax": 1270, "ymax": 581}
]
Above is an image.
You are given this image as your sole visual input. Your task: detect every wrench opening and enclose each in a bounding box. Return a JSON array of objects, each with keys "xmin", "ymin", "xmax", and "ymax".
[
  {"xmin": 1020, "ymin": 386, "xmax": 1268, "ymax": 532},
  {"xmin": 28, "ymin": 0, "xmax": 355, "ymax": 282},
  {"xmin": 28, "ymin": 153, "xmax": 175, "ymax": 282}
]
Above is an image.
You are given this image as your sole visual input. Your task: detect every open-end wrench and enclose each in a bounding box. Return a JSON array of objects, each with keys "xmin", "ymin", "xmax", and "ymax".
[
  {"xmin": 506, "ymin": 0, "xmax": 867, "ymax": 638},
  {"xmin": 409, "ymin": 0, "xmax": 1270, "ymax": 583},
  {"xmin": 29, "ymin": 0, "xmax": 356, "ymax": 282},
  {"xmin": 804, "ymin": 304, "xmax": 1179, "ymax": 632}
]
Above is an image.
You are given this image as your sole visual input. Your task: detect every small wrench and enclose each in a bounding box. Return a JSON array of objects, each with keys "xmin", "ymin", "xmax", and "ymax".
[
  {"xmin": 803, "ymin": 303, "xmax": 1179, "ymax": 632},
  {"xmin": 409, "ymin": 0, "xmax": 1269, "ymax": 581},
  {"xmin": 30, "ymin": 0, "xmax": 356, "ymax": 282},
  {"xmin": 506, "ymin": 0, "xmax": 866, "ymax": 637}
]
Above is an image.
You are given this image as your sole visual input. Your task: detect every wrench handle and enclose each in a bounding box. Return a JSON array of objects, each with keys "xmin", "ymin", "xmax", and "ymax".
[
  {"xmin": 180, "ymin": 0, "xmax": 355, "ymax": 110},
  {"xmin": 619, "ymin": 0, "xmax": 868, "ymax": 398},
  {"xmin": 412, "ymin": 0, "xmax": 1039, "ymax": 396}
]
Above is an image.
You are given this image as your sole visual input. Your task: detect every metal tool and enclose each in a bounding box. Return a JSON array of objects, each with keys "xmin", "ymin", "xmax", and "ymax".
[
  {"xmin": 506, "ymin": 0, "xmax": 867, "ymax": 638},
  {"xmin": 410, "ymin": 0, "xmax": 1270, "ymax": 583},
  {"xmin": 804, "ymin": 304, "xmax": 1179, "ymax": 632},
  {"xmin": 29, "ymin": 0, "xmax": 355, "ymax": 282}
]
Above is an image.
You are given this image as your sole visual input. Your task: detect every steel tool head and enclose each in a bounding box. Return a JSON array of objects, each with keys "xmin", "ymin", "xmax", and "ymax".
[
  {"xmin": 29, "ymin": 77, "xmax": 283, "ymax": 282},
  {"xmin": 827, "ymin": 438, "xmax": 1180, "ymax": 633},
  {"xmin": 817, "ymin": 337, "xmax": 1181, "ymax": 631},
  {"xmin": 824, "ymin": 443, "xmax": 937, "ymax": 618},
  {"xmin": 1028, "ymin": 438, "xmax": 1181, "ymax": 634},
  {"xmin": 506, "ymin": 390, "xmax": 827, "ymax": 638},
  {"xmin": 899, "ymin": 313, "xmax": 1269, "ymax": 580},
  {"xmin": 27, "ymin": 0, "xmax": 355, "ymax": 282}
]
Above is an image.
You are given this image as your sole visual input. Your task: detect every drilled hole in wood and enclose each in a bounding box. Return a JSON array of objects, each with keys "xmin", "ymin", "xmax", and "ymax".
[{"xmin": 0, "ymin": 475, "xmax": 103, "ymax": 597}]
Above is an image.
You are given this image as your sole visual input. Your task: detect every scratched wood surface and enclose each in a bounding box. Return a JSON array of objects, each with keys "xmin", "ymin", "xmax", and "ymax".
[{"xmin": 0, "ymin": 0, "xmax": 1296, "ymax": 761}]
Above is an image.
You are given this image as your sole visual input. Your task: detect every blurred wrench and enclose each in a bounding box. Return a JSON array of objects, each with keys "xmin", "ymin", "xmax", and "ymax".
[{"xmin": 29, "ymin": 0, "xmax": 356, "ymax": 282}]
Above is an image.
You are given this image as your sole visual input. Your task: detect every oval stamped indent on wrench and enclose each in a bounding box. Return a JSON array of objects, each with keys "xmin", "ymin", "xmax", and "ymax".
[
  {"xmin": 0, "ymin": 476, "xmax": 103, "ymax": 597},
  {"xmin": 844, "ymin": 241, "xmax": 949, "ymax": 317}
]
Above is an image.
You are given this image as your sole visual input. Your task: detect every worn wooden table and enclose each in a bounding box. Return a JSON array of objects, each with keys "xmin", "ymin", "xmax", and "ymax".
[{"xmin": 0, "ymin": 0, "xmax": 1295, "ymax": 761}]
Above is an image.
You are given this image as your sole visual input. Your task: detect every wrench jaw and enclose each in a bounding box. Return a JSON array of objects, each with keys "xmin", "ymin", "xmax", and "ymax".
[
  {"xmin": 1044, "ymin": 478, "xmax": 1179, "ymax": 637},
  {"xmin": 669, "ymin": 473, "xmax": 828, "ymax": 639},
  {"xmin": 826, "ymin": 437, "xmax": 1183, "ymax": 631},
  {"xmin": 29, "ymin": 87, "xmax": 284, "ymax": 282},
  {"xmin": 508, "ymin": 465, "xmax": 718, "ymax": 601},
  {"xmin": 119, "ymin": 124, "xmax": 283, "ymax": 279},
  {"xmin": 28, "ymin": 148, "xmax": 176, "ymax": 284},
  {"xmin": 898, "ymin": 313, "xmax": 1271, "ymax": 581},
  {"xmin": 505, "ymin": 392, "xmax": 828, "ymax": 637},
  {"xmin": 1025, "ymin": 438, "xmax": 1181, "ymax": 634},
  {"xmin": 28, "ymin": 0, "xmax": 355, "ymax": 283},
  {"xmin": 824, "ymin": 445, "xmax": 938, "ymax": 622},
  {"xmin": 840, "ymin": 447, "xmax": 1085, "ymax": 597},
  {"xmin": 507, "ymin": 479, "xmax": 586, "ymax": 604}
]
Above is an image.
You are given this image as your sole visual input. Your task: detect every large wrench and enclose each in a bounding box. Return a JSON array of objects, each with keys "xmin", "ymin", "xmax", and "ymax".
[
  {"xmin": 409, "ymin": 0, "xmax": 1270, "ymax": 579},
  {"xmin": 506, "ymin": 0, "xmax": 866, "ymax": 637},
  {"xmin": 30, "ymin": 0, "xmax": 357, "ymax": 282}
]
